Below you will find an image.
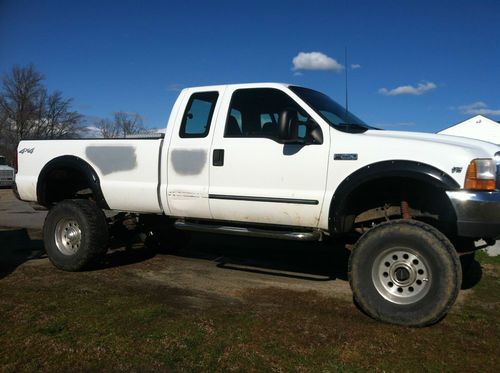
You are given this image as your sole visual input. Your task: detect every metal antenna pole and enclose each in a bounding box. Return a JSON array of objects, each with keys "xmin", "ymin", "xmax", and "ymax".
[{"xmin": 344, "ymin": 46, "xmax": 349, "ymax": 121}]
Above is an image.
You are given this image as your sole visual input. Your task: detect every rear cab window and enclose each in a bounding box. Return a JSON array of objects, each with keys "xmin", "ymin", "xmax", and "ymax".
[{"xmin": 179, "ymin": 91, "xmax": 219, "ymax": 138}]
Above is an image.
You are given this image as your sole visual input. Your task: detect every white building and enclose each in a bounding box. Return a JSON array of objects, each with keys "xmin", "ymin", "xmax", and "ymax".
[{"xmin": 438, "ymin": 115, "xmax": 500, "ymax": 145}]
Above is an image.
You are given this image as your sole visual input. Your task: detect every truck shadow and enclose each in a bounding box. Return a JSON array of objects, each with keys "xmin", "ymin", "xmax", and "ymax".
[
  {"xmin": 99, "ymin": 232, "xmax": 351, "ymax": 282},
  {"xmin": 103, "ymin": 232, "xmax": 483, "ymax": 289},
  {"xmin": 1, "ymin": 227, "xmax": 483, "ymax": 290},
  {"xmin": 0, "ymin": 228, "xmax": 45, "ymax": 279},
  {"xmin": 170, "ymin": 233, "xmax": 352, "ymax": 282}
]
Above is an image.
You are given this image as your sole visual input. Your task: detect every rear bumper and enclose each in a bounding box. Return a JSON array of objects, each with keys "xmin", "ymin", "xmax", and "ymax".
[{"xmin": 447, "ymin": 190, "xmax": 500, "ymax": 239}]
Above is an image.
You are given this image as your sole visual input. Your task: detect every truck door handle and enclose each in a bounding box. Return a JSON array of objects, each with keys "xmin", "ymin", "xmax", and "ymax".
[{"xmin": 213, "ymin": 149, "xmax": 224, "ymax": 166}]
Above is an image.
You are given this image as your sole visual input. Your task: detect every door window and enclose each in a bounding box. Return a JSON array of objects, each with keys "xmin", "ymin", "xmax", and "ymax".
[{"xmin": 224, "ymin": 88, "xmax": 310, "ymax": 141}]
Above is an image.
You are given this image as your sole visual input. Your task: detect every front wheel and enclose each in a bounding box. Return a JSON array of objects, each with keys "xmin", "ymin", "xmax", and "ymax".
[
  {"xmin": 43, "ymin": 199, "xmax": 109, "ymax": 271},
  {"xmin": 349, "ymin": 219, "xmax": 461, "ymax": 327}
]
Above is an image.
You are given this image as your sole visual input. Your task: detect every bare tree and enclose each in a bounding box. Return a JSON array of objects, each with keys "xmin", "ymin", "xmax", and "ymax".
[
  {"xmin": 42, "ymin": 91, "xmax": 83, "ymax": 139},
  {"xmin": 95, "ymin": 111, "xmax": 146, "ymax": 138},
  {"xmin": 113, "ymin": 112, "xmax": 145, "ymax": 137},
  {"xmin": 0, "ymin": 64, "xmax": 83, "ymax": 163},
  {"xmin": 0, "ymin": 105, "xmax": 9, "ymax": 162},
  {"xmin": 95, "ymin": 118, "xmax": 120, "ymax": 138},
  {"xmin": 0, "ymin": 65, "xmax": 44, "ymax": 162}
]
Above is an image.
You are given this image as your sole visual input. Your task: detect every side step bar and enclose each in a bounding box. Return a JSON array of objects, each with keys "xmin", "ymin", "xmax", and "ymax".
[{"xmin": 174, "ymin": 220, "xmax": 322, "ymax": 241}]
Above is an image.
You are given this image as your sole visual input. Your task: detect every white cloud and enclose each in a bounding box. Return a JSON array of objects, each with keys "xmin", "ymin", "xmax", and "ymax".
[
  {"xmin": 293, "ymin": 71, "xmax": 303, "ymax": 76},
  {"xmin": 292, "ymin": 52, "xmax": 344, "ymax": 72},
  {"xmin": 457, "ymin": 101, "xmax": 500, "ymax": 116},
  {"xmin": 379, "ymin": 81, "xmax": 437, "ymax": 96},
  {"xmin": 351, "ymin": 64, "xmax": 361, "ymax": 69},
  {"xmin": 78, "ymin": 126, "xmax": 103, "ymax": 138}
]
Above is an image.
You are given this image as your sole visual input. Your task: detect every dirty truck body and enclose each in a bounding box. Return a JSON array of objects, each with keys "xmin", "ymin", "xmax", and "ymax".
[{"xmin": 15, "ymin": 83, "xmax": 500, "ymax": 326}]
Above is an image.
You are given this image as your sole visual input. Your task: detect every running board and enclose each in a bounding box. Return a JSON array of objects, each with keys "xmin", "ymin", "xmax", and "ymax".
[{"xmin": 174, "ymin": 221, "xmax": 322, "ymax": 241}]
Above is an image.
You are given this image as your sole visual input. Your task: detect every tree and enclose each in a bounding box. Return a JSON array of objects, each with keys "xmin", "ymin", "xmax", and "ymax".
[
  {"xmin": 95, "ymin": 118, "xmax": 119, "ymax": 139},
  {"xmin": 95, "ymin": 111, "xmax": 146, "ymax": 138},
  {"xmin": 113, "ymin": 112, "xmax": 145, "ymax": 137},
  {"xmin": 38, "ymin": 91, "xmax": 83, "ymax": 139},
  {"xmin": 0, "ymin": 64, "xmax": 44, "ymax": 142},
  {"xmin": 0, "ymin": 64, "xmax": 83, "ymax": 164}
]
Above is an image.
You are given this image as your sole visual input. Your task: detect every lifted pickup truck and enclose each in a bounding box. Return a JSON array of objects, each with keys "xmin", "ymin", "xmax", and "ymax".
[{"xmin": 15, "ymin": 83, "xmax": 500, "ymax": 326}]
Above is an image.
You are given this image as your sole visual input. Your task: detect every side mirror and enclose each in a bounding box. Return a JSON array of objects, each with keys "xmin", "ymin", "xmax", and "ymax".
[
  {"xmin": 307, "ymin": 120, "xmax": 323, "ymax": 144},
  {"xmin": 278, "ymin": 108, "xmax": 299, "ymax": 143}
]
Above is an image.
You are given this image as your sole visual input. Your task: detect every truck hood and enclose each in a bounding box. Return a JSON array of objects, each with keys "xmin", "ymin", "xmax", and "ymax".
[
  {"xmin": 330, "ymin": 128, "xmax": 500, "ymax": 189},
  {"xmin": 0, "ymin": 165, "xmax": 14, "ymax": 171},
  {"xmin": 363, "ymin": 129, "xmax": 500, "ymax": 157}
]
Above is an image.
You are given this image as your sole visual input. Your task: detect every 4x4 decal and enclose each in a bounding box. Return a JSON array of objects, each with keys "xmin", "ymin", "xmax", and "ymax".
[{"xmin": 19, "ymin": 148, "xmax": 35, "ymax": 154}]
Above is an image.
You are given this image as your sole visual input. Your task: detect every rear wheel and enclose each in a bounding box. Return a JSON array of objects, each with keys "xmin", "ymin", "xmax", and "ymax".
[
  {"xmin": 43, "ymin": 199, "xmax": 108, "ymax": 271},
  {"xmin": 349, "ymin": 219, "xmax": 461, "ymax": 326}
]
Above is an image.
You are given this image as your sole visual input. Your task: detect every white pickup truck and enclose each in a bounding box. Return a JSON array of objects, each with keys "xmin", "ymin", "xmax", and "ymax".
[
  {"xmin": 14, "ymin": 83, "xmax": 500, "ymax": 326},
  {"xmin": 0, "ymin": 156, "xmax": 15, "ymax": 187}
]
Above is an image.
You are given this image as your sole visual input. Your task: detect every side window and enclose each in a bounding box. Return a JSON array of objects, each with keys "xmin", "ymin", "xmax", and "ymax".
[
  {"xmin": 179, "ymin": 91, "xmax": 219, "ymax": 138},
  {"xmin": 224, "ymin": 88, "xmax": 310, "ymax": 140}
]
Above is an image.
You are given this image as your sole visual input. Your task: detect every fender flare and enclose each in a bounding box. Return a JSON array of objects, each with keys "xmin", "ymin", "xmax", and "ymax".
[
  {"xmin": 37, "ymin": 155, "xmax": 109, "ymax": 209},
  {"xmin": 329, "ymin": 160, "xmax": 460, "ymax": 232}
]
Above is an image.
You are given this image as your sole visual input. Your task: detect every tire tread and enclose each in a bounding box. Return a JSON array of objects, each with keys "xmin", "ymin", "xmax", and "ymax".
[{"xmin": 43, "ymin": 199, "xmax": 108, "ymax": 271}]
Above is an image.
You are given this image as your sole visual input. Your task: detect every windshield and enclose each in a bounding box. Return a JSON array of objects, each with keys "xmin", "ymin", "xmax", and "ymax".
[
  {"xmin": 0, "ymin": 157, "xmax": 6, "ymax": 166},
  {"xmin": 289, "ymin": 86, "xmax": 376, "ymax": 133}
]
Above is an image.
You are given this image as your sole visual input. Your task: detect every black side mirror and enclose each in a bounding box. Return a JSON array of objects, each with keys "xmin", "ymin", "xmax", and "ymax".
[
  {"xmin": 279, "ymin": 109, "xmax": 323, "ymax": 145},
  {"xmin": 307, "ymin": 120, "xmax": 323, "ymax": 144},
  {"xmin": 278, "ymin": 108, "xmax": 299, "ymax": 143}
]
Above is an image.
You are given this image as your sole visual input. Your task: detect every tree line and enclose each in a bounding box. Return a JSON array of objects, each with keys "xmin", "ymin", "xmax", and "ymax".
[{"xmin": 0, "ymin": 64, "xmax": 148, "ymax": 165}]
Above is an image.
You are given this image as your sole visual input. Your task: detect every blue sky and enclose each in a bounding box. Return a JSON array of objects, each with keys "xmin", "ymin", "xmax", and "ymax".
[{"xmin": 1, "ymin": 0, "xmax": 499, "ymax": 132}]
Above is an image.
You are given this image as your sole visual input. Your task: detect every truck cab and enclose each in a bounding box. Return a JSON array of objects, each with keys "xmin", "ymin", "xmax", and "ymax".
[{"xmin": 164, "ymin": 84, "xmax": 335, "ymax": 228}]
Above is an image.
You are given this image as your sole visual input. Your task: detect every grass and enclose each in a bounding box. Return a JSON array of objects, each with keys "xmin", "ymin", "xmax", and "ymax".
[{"xmin": 0, "ymin": 253, "xmax": 499, "ymax": 372}]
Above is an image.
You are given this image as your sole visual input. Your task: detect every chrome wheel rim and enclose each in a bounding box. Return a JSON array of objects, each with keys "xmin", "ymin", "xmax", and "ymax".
[
  {"xmin": 54, "ymin": 219, "xmax": 82, "ymax": 255},
  {"xmin": 372, "ymin": 248, "xmax": 431, "ymax": 305}
]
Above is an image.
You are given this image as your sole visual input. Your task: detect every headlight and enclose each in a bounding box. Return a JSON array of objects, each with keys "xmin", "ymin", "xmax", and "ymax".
[{"xmin": 464, "ymin": 158, "xmax": 496, "ymax": 190}]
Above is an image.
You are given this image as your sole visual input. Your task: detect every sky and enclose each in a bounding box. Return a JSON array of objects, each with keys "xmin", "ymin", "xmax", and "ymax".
[{"xmin": 0, "ymin": 0, "xmax": 499, "ymax": 132}]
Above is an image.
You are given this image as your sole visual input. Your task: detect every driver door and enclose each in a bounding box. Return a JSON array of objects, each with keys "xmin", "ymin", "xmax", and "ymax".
[{"xmin": 208, "ymin": 87, "xmax": 330, "ymax": 228}]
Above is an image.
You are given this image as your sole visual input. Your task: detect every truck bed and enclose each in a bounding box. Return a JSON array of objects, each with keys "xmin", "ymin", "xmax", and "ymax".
[{"xmin": 16, "ymin": 137, "xmax": 165, "ymax": 213}]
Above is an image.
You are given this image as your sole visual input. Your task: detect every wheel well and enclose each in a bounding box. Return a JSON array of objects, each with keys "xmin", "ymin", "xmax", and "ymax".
[
  {"xmin": 331, "ymin": 176, "xmax": 457, "ymax": 236},
  {"xmin": 40, "ymin": 167, "xmax": 92, "ymax": 205},
  {"xmin": 37, "ymin": 156, "xmax": 109, "ymax": 208}
]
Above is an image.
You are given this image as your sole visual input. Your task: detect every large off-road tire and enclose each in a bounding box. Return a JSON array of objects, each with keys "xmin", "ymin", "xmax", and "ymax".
[
  {"xmin": 349, "ymin": 219, "xmax": 461, "ymax": 327},
  {"xmin": 43, "ymin": 199, "xmax": 109, "ymax": 271}
]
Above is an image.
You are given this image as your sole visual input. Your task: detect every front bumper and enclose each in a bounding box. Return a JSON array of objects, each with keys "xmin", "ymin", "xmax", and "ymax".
[
  {"xmin": 447, "ymin": 190, "xmax": 500, "ymax": 239},
  {"xmin": 0, "ymin": 179, "xmax": 14, "ymax": 187}
]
